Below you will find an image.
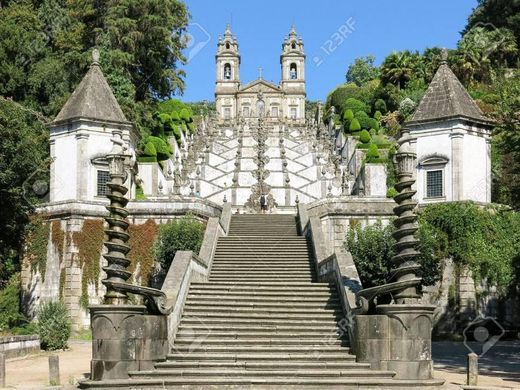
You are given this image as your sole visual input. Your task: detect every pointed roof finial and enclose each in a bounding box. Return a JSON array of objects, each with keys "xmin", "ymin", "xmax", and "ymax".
[
  {"xmin": 289, "ymin": 25, "xmax": 297, "ymax": 36},
  {"xmin": 441, "ymin": 48, "xmax": 448, "ymax": 64},
  {"xmin": 225, "ymin": 23, "xmax": 232, "ymax": 36},
  {"xmin": 92, "ymin": 48, "xmax": 100, "ymax": 66}
]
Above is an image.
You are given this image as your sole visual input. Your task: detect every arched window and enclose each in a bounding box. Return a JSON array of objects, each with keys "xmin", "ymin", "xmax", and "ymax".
[
  {"xmin": 226, "ymin": 42, "xmax": 230, "ymax": 50},
  {"xmin": 291, "ymin": 42, "xmax": 296, "ymax": 50},
  {"xmin": 290, "ymin": 63, "xmax": 297, "ymax": 79},
  {"xmin": 223, "ymin": 63, "xmax": 231, "ymax": 80}
]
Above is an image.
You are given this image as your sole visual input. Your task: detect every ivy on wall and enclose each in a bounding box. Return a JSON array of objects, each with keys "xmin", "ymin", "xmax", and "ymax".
[
  {"xmin": 72, "ymin": 219, "xmax": 105, "ymax": 308},
  {"xmin": 24, "ymin": 216, "xmax": 50, "ymax": 280},
  {"xmin": 420, "ymin": 202, "xmax": 520, "ymax": 293},
  {"xmin": 128, "ymin": 219, "xmax": 158, "ymax": 286},
  {"xmin": 50, "ymin": 220, "xmax": 65, "ymax": 260}
]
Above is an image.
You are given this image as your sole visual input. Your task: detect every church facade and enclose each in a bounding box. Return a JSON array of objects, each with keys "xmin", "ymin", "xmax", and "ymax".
[{"xmin": 215, "ymin": 25, "xmax": 306, "ymax": 124}]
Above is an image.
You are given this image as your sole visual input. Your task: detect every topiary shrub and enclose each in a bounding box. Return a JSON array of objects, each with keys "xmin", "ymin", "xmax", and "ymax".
[
  {"xmin": 38, "ymin": 300, "xmax": 71, "ymax": 350},
  {"xmin": 374, "ymin": 110, "xmax": 382, "ymax": 121},
  {"xmin": 142, "ymin": 141, "xmax": 157, "ymax": 157},
  {"xmin": 154, "ymin": 215, "xmax": 206, "ymax": 274},
  {"xmin": 342, "ymin": 97, "xmax": 369, "ymax": 114},
  {"xmin": 342, "ymin": 109, "xmax": 354, "ymax": 122},
  {"xmin": 359, "ymin": 129, "xmax": 371, "ymax": 143},
  {"xmin": 147, "ymin": 136, "xmax": 172, "ymax": 161},
  {"xmin": 179, "ymin": 108, "xmax": 192, "ymax": 122},
  {"xmin": 355, "ymin": 111, "xmax": 371, "ymax": 129},
  {"xmin": 170, "ymin": 111, "xmax": 181, "ymax": 123},
  {"xmin": 366, "ymin": 143, "xmax": 380, "ymax": 162},
  {"xmin": 349, "ymin": 118, "xmax": 361, "ymax": 132},
  {"xmin": 187, "ymin": 122, "xmax": 196, "ymax": 134},
  {"xmin": 367, "ymin": 118, "xmax": 380, "ymax": 131}
]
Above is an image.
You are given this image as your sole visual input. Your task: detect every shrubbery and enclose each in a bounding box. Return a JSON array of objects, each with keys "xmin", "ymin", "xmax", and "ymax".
[
  {"xmin": 420, "ymin": 202, "xmax": 520, "ymax": 291},
  {"xmin": 346, "ymin": 203, "xmax": 520, "ymax": 295},
  {"xmin": 366, "ymin": 143, "xmax": 380, "ymax": 162},
  {"xmin": 154, "ymin": 215, "xmax": 206, "ymax": 273},
  {"xmin": 359, "ymin": 129, "xmax": 371, "ymax": 144},
  {"xmin": 345, "ymin": 222, "xmax": 442, "ymax": 289},
  {"xmin": 38, "ymin": 300, "xmax": 71, "ymax": 350},
  {"xmin": 0, "ymin": 274, "xmax": 24, "ymax": 331}
]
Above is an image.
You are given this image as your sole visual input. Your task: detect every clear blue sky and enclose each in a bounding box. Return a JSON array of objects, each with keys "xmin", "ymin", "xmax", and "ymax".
[{"xmin": 180, "ymin": 0, "xmax": 478, "ymax": 102}]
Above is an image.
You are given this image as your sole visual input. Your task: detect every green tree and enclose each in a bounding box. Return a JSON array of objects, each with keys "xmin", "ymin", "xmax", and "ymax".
[
  {"xmin": 463, "ymin": 0, "xmax": 520, "ymax": 52},
  {"xmin": 457, "ymin": 26, "xmax": 517, "ymax": 84},
  {"xmin": 0, "ymin": 99, "xmax": 49, "ymax": 286},
  {"xmin": 345, "ymin": 222, "xmax": 441, "ymax": 289},
  {"xmin": 345, "ymin": 55, "xmax": 380, "ymax": 86},
  {"xmin": 154, "ymin": 216, "xmax": 206, "ymax": 273},
  {"xmin": 380, "ymin": 51, "xmax": 418, "ymax": 90}
]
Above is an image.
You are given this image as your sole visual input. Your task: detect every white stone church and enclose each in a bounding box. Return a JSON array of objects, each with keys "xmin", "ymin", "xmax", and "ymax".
[{"xmin": 215, "ymin": 25, "xmax": 306, "ymax": 124}]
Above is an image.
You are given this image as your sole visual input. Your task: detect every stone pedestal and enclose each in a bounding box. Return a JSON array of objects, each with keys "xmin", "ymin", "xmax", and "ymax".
[
  {"xmin": 354, "ymin": 304, "xmax": 435, "ymax": 380},
  {"xmin": 90, "ymin": 305, "xmax": 168, "ymax": 380}
]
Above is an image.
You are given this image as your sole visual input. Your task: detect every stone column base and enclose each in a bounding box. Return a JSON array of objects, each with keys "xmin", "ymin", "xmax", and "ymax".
[
  {"xmin": 354, "ymin": 304, "xmax": 436, "ymax": 380},
  {"xmin": 90, "ymin": 305, "xmax": 168, "ymax": 381}
]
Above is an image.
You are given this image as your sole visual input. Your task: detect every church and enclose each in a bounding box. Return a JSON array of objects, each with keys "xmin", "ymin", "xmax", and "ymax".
[{"xmin": 215, "ymin": 25, "xmax": 306, "ymax": 124}]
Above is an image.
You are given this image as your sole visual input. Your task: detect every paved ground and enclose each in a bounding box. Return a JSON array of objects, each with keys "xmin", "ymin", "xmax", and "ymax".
[
  {"xmin": 432, "ymin": 341, "xmax": 520, "ymax": 389},
  {"xmin": 2, "ymin": 341, "xmax": 520, "ymax": 389}
]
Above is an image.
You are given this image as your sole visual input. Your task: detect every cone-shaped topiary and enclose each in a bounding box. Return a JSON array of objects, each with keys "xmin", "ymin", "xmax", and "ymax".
[
  {"xmin": 142, "ymin": 141, "xmax": 157, "ymax": 157},
  {"xmin": 349, "ymin": 118, "xmax": 361, "ymax": 132},
  {"xmin": 147, "ymin": 136, "xmax": 172, "ymax": 161},
  {"xmin": 171, "ymin": 111, "xmax": 181, "ymax": 122},
  {"xmin": 359, "ymin": 129, "xmax": 371, "ymax": 143},
  {"xmin": 342, "ymin": 109, "xmax": 354, "ymax": 122},
  {"xmin": 366, "ymin": 143, "xmax": 380, "ymax": 163},
  {"xmin": 180, "ymin": 108, "xmax": 191, "ymax": 122}
]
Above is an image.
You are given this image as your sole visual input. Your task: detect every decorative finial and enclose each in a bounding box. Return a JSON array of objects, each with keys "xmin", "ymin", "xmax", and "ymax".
[
  {"xmin": 295, "ymin": 195, "xmax": 299, "ymax": 204},
  {"xmin": 441, "ymin": 48, "xmax": 448, "ymax": 64},
  {"xmin": 92, "ymin": 49, "xmax": 100, "ymax": 65}
]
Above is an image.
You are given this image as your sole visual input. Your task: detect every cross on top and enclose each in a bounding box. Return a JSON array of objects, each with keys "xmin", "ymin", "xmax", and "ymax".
[{"xmin": 258, "ymin": 67, "xmax": 263, "ymax": 79}]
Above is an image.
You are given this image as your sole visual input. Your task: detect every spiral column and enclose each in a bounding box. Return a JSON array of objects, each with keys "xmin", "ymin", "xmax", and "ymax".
[
  {"xmin": 390, "ymin": 126, "xmax": 421, "ymax": 304},
  {"xmin": 101, "ymin": 129, "xmax": 132, "ymax": 305}
]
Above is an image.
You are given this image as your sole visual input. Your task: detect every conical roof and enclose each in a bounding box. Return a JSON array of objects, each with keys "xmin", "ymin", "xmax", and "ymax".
[
  {"xmin": 407, "ymin": 59, "xmax": 493, "ymax": 127},
  {"xmin": 52, "ymin": 50, "xmax": 130, "ymax": 126}
]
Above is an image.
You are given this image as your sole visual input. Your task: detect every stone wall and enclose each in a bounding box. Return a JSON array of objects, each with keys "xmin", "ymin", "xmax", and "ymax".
[
  {"xmin": 21, "ymin": 198, "xmax": 222, "ymax": 330},
  {"xmin": 0, "ymin": 335, "xmax": 40, "ymax": 359}
]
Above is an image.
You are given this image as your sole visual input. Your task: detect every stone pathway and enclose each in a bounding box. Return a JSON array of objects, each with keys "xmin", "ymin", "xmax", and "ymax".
[
  {"xmin": 3, "ymin": 341, "xmax": 519, "ymax": 389},
  {"xmin": 3, "ymin": 341, "xmax": 90, "ymax": 389}
]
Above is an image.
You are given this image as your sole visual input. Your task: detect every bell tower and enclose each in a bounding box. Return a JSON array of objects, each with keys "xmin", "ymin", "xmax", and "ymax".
[
  {"xmin": 280, "ymin": 26, "xmax": 305, "ymax": 121},
  {"xmin": 215, "ymin": 24, "xmax": 240, "ymax": 121}
]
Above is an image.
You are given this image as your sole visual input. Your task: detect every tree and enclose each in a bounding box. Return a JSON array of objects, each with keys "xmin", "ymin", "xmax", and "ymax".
[
  {"xmin": 457, "ymin": 26, "xmax": 517, "ymax": 84},
  {"xmin": 345, "ymin": 222, "xmax": 441, "ymax": 289},
  {"xmin": 463, "ymin": 0, "xmax": 520, "ymax": 52},
  {"xmin": 380, "ymin": 51, "xmax": 418, "ymax": 90},
  {"xmin": 492, "ymin": 71, "xmax": 520, "ymax": 209},
  {"xmin": 0, "ymin": 98, "xmax": 49, "ymax": 286},
  {"xmin": 345, "ymin": 55, "xmax": 380, "ymax": 86}
]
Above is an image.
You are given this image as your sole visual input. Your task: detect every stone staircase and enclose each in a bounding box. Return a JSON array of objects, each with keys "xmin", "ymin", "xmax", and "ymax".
[{"xmin": 127, "ymin": 214, "xmax": 405, "ymax": 387}]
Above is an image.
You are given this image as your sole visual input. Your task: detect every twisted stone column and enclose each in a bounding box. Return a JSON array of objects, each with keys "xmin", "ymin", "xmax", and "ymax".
[
  {"xmin": 102, "ymin": 129, "xmax": 131, "ymax": 305},
  {"xmin": 391, "ymin": 126, "xmax": 421, "ymax": 304}
]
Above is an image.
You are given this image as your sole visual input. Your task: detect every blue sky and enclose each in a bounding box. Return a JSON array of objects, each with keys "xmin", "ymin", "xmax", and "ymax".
[{"xmin": 180, "ymin": 0, "xmax": 478, "ymax": 102}]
